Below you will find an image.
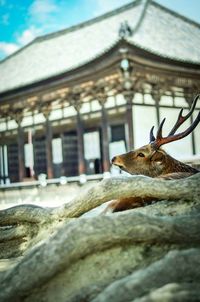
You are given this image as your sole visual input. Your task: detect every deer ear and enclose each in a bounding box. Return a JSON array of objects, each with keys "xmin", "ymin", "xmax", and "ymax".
[{"xmin": 150, "ymin": 151, "xmax": 164, "ymax": 164}]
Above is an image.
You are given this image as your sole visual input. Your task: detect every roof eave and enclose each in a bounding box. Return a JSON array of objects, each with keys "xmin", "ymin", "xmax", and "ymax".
[{"xmin": 1, "ymin": 39, "xmax": 200, "ymax": 102}]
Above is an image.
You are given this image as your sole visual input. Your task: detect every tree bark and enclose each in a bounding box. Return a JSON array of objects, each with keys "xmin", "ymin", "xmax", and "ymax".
[
  {"xmin": 0, "ymin": 212, "xmax": 200, "ymax": 301},
  {"xmin": 1, "ymin": 173, "xmax": 199, "ymax": 224},
  {"xmin": 92, "ymin": 249, "xmax": 200, "ymax": 302}
]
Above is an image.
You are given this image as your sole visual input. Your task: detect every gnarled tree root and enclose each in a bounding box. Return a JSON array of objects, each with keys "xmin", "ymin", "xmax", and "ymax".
[
  {"xmin": 0, "ymin": 173, "xmax": 199, "ymax": 258},
  {"xmin": 0, "ymin": 212, "xmax": 200, "ymax": 302},
  {"xmin": 92, "ymin": 248, "xmax": 200, "ymax": 302}
]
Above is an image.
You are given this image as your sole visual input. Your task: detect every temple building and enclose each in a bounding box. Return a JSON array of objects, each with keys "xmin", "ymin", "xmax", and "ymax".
[{"xmin": 0, "ymin": 0, "xmax": 200, "ymax": 184}]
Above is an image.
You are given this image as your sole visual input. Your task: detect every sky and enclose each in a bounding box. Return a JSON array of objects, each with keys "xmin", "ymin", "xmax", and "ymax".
[{"xmin": 0, "ymin": 0, "xmax": 200, "ymax": 61}]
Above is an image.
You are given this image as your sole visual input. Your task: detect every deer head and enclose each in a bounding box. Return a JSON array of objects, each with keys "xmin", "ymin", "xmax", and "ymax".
[{"xmin": 112, "ymin": 95, "xmax": 200, "ymax": 177}]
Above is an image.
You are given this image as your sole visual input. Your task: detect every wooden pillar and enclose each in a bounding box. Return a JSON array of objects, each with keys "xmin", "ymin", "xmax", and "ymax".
[
  {"xmin": 152, "ymin": 93, "xmax": 161, "ymax": 127},
  {"xmin": 99, "ymin": 98, "xmax": 110, "ymax": 173},
  {"xmin": 17, "ymin": 121, "xmax": 25, "ymax": 182},
  {"xmin": 190, "ymin": 114, "xmax": 196, "ymax": 155},
  {"xmin": 155, "ymin": 101, "xmax": 160, "ymax": 127},
  {"xmin": 44, "ymin": 113, "xmax": 53, "ymax": 179},
  {"xmin": 124, "ymin": 91, "xmax": 134, "ymax": 151},
  {"xmin": 0, "ymin": 145, "xmax": 6, "ymax": 183},
  {"xmin": 185, "ymin": 94, "xmax": 196, "ymax": 155},
  {"xmin": 76, "ymin": 108, "xmax": 86, "ymax": 175}
]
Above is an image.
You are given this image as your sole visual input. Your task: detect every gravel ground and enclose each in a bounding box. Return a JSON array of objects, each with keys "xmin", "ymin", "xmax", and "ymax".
[{"xmin": 0, "ymin": 181, "xmax": 99, "ymax": 210}]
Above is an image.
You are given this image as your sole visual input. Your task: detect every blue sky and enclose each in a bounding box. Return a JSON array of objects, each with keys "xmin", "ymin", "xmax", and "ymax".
[{"xmin": 0, "ymin": 0, "xmax": 200, "ymax": 60}]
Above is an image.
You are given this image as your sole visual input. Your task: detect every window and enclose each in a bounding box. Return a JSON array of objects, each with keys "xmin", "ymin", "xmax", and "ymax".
[
  {"xmin": 84, "ymin": 131, "xmax": 100, "ymax": 160},
  {"xmin": 52, "ymin": 138, "xmax": 63, "ymax": 164}
]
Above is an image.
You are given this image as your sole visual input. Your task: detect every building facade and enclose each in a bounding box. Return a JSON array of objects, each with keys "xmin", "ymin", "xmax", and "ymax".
[{"xmin": 0, "ymin": 0, "xmax": 200, "ymax": 184}]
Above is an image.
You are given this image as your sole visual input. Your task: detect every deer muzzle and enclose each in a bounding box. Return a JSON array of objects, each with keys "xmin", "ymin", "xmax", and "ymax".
[{"xmin": 111, "ymin": 156, "xmax": 125, "ymax": 169}]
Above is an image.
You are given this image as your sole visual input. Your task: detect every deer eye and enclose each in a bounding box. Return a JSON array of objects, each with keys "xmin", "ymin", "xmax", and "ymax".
[{"xmin": 137, "ymin": 153, "xmax": 145, "ymax": 157}]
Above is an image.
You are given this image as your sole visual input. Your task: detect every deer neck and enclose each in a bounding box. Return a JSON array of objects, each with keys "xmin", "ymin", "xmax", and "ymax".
[{"xmin": 163, "ymin": 154, "xmax": 198, "ymax": 175}]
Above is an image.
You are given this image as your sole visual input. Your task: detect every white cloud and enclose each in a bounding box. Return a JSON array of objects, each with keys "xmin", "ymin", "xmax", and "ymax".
[
  {"xmin": 17, "ymin": 26, "xmax": 40, "ymax": 45},
  {"xmin": 25, "ymin": 0, "xmax": 64, "ymax": 35},
  {"xmin": 0, "ymin": 42, "xmax": 19, "ymax": 57},
  {"xmin": 0, "ymin": 26, "xmax": 40, "ymax": 60},
  {"xmin": 29, "ymin": 0, "xmax": 59, "ymax": 23},
  {"xmin": 0, "ymin": 1, "xmax": 56, "ymax": 60}
]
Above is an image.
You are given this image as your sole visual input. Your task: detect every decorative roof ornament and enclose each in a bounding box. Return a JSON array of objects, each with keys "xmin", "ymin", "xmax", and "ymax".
[
  {"xmin": 119, "ymin": 1, "xmax": 150, "ymax": 39},
  {"xmin": 118, "ymin": 21, "xmax": 133, "ymax": 38}
]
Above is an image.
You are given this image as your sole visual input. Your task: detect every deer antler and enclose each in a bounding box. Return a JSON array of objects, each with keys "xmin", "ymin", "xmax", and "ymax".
[
  {"xmin": 150, "ymin": 94, "xmax": 200, "ymax": 150},
  {"xmin": 149, "ymin": 126, "xmax": 155, "ymax": 142},
  {"xmin": 169, "ymin": 94, "xmax": 200, "ymax": 135}
]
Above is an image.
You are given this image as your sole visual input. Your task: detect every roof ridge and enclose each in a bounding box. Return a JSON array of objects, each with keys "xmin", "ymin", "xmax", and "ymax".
[
  {"xmin": 36, "ymin": 0, "xmax": 141, "ymax": 43},
  {"xmin": 0, "ymin": 39, "xmax": 37, "ymax": 65},
  {"xmin": 152, "ymin": 0, "xmax": 200, "ymax": 29},
  {"xmin": 131, "ymin": 0, "xmax": 150, "ymax": 35},
  {"xmin": 0, "ymin": 0, "xmax": 141, "ymax": 64},
  {"xmin": 1, "ymin": 0, "xmax": 199, "ymax": 65}
]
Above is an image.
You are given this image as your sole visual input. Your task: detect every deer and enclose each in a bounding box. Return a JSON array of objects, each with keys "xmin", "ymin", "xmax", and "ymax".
[{"xmin": 103, "ymin": 94, "xmax": 200, "ymax": 213}]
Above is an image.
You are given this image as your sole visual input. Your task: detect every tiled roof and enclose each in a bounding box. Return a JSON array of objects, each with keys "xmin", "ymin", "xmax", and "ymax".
[
  {"xmin": 128, "ymin": 2, "xmax": 200, "ymax": 62},
  {"xmin": 0, "ymin": 0, "xmax": 200, "ymax": 94}
]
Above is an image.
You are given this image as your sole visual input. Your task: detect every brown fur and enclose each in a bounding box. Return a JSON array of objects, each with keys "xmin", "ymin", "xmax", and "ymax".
[
  {"xmin": 112, "ymin": 145, "xmax": 198, "ymax": 178},
  {"xmin": 102, "ymin": 196, "xmax": 158, "ymax": 214},
  {"xmin": 103, "ymin": 144, "xmax": 199, "ymax": 214}
]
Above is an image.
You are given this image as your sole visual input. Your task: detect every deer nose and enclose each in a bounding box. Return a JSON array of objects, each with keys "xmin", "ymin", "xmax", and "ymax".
[
  {"xmin": 111, "ymin": 156, "xmax": 124, "ymax": 168},
  {"xmin": 111, "ymin": 156, "xmax": 116, "ymax": 164}
]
